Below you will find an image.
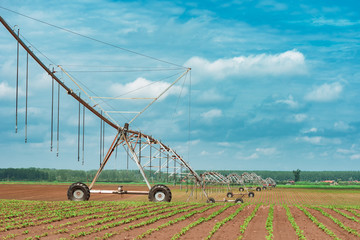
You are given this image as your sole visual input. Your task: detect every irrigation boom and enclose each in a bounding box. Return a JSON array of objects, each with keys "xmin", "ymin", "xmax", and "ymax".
[{"xmin": 0, "ymin": 15, "xmax": 207, "ymax": 202}]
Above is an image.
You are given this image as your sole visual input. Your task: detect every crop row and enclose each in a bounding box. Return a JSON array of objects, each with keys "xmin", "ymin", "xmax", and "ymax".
[{"xmin": 3, "ymin": 199, "xmax": 360, "ymax": 240}]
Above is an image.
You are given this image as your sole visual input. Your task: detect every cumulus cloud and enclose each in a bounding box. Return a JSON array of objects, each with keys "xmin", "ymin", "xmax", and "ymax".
[
  {"xmin": 334, "ymin": 121, "xmax": 351, "ymax": 131},
  {"xmin": 305, "ymin": 82, "xmax": 343, "ymax": 102},
  {"xmin": 256, "ymin": 147, "xmax": 276, "ymax": 155},
  {"xmin": 0, "ymin": 82, "xmax": 14, "ymax": 99},
  {"xmin": 351, "ymin": 154, "xmax": 360, "ymax": 160},
  {"xmin": 292, "ymin": 114, "xmax": 307, "ymax": 122},
  {"xmin": 275, "ymin": 95, "xmax": 299, "ymax": 109},
  {"xmin": 302, "ymin": 127, "xmax": 318, "ymax": 133},
  {"xmin": 237, "ymin": 153, "xmax": 259, "ymax": 160},
  {"xmin": 201, "ymin": 109, "xmax": 222, "ymax": 119},
  {"xmin": 186, "ymin": 50, "xmax": 307, "ymax": 80},
  {"xmin": 109, "ymin": 77, "xmax": 184, "ymax": 100},
  {"xmin": 297, "ymin": 136, "xmax": 322, "ymax": 144}
]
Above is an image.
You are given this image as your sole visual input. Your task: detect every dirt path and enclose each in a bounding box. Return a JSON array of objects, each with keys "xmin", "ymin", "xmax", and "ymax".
[
  {"xmin": 289, "ymin": 205, "xmax": 332, "ymax": 240},
  {"xmin": 273, "ymin": 205, "xmax": 297, "ymax": 240},
  {"xmin": 242, "ymin": 205, "xmax": 268, "ymax": 240},
  {"xmin": 211, "ymin": 204, "xmax": 255, "ymax": 239}
]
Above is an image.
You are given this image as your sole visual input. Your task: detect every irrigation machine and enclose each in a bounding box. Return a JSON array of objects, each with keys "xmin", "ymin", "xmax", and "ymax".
[
  {"xmin": 1, "ymin": 15, "xmax": 277, "ymax": 204},
  {"xmin": 0, "ymin": 15, "xmax": 229, "ymax": 203}
]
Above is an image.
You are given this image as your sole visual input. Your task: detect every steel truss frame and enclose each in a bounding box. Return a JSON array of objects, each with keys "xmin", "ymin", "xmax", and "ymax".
[{"xmin": 0, "ymin": 16, "xmax": 210, "ymax": 202}]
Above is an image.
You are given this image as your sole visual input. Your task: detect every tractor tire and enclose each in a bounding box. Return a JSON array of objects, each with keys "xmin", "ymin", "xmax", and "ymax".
[
  {"xmin": 248, "ymin": 192, "xmax": 255, "ymax": 198},
  {"xmin": 148, "ymin": 184, "xmax": 172, "ymax": 202},
  {"xmin": 206, "ymin": 197, "xmax": 216, "ymax": 203},
  {"xmin": 256, "ymin": 187, "xmax": 262, "ymax": 191},
  {"xmin": 67, "ymin": 182, "xmax": 90, "ymax": 201},
  {"xmin": 239, "ymin": 187, "xmax": 245, "ymax": 192},
  {"xmin": 227, "ymin": 192, "xmax": 234, "ymax": 198},
  {"xmin": 263, "ymin": 186, "xmax": 267, "ymax": 190},
  {"xmin": 235, "ymin": 198, "xmax": 244, "ymax": 203}
]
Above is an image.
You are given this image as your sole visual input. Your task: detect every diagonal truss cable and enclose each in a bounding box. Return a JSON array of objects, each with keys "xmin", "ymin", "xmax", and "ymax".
[{"xmin": 0, "ymin": 6, "xmax": 187, "ymax": 69}]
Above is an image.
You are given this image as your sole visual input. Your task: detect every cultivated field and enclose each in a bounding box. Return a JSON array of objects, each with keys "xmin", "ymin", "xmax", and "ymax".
[{"xmin": 1, "ymin": 184, "xmax": 360, "ymax": 239}]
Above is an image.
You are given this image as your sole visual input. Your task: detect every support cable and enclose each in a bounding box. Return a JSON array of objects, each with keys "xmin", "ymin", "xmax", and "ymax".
[
  {"xmin": 102, "ymin": 118, "xmax": 105, "ymax": 163},
  {"xmin": 78, "ymin": 93, "xmax": 81, "ymax": 162},
  {"xmin": 188, "ymin": 70, "xmax": 192, "ymax": 164},
  {"xmin": 82, "ymin": 104, "xmax": 85, "ymax": 165},
  {"xmin": 99, "ymin": 111, "xmax": 103, "ymax": 167},
  {"xmin": 50, "ymin": 67, "xmax": 54, "ymax": 151},
  {"xmin": 25, "ymin": 51, "xmax": 28, "ymax": 142},
  {"xmin": 15, "ymin": 28, "xmax": 19, "ymax": 133},
  {"xmin": 0, "ymin": 6, "xmax": 186, "ymax": 69},
  {"xmin": 56, "ymin": 82, "xmax": 60, "ymax": 157}
]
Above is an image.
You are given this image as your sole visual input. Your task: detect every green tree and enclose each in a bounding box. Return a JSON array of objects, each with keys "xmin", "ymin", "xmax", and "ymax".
[{"xmin": 293, "ymin": 169, "xmax": 301, "ymax": 182}]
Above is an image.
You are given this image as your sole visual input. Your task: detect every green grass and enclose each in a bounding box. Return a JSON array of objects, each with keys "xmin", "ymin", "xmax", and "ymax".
[{"xmin": 277, "ymin": 184, "xmax": 360, "ymax": 189}]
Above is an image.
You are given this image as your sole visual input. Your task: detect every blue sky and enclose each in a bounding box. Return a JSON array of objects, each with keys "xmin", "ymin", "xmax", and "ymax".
[{"xmin": 0, "ymin": 0, "xmax": 359, "ymax": 171}]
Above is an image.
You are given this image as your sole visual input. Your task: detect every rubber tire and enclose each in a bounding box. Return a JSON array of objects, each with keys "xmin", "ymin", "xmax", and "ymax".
[
  {"xmin": 248, "ymin": 192, "xmax": 255, "ymax": 198},
  {"xmin": 263, "ymin": 186, "xmax": 267, "ymax": 190},
  {"xmin": 148, "ymin": 184, "xmax": 172, "ymax": 202},
  {"xmin": 227, "ymin": 192, "xmax": 234, "ymax": 198},
  {"xmin": 207, "ymin": 197, "xmax": 216, "ymax": 203},
  {"xmin": 67, "ymin": 182, "xmax": 90, "ymax": 201},
  {"xmin": 235, "ymin": 198, "xmax": 244, "ymax": 203},
  {"xmin": 239, "ymin": 187, "xmax": 244, "ymax": 192},
  {"xmin": 256, "ymin": 187, "xmax": 261, "ymax": 191}
]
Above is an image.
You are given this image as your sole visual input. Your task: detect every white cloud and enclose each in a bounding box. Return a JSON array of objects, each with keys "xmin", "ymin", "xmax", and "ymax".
[
  {"xmin": 196, "ymin": 89, "xmax": 229, "ymax": 103},
  {"xmin": 186, "ymin": 50, "xmax": 306, "ymax": 80},
  {"xmin": 109, "ymin": 77, "xmax": 184, "ymax": 100},
  {"xmin": 334, "ymin": 121, "xmax": 351, "ymax": 131},
  {"xmin": 312, "ymin": 17, "xmax": 360, "ymax": 27},
  {"xmin": 292, "ymin": 114, "xmax": 307, "ymax": 122},
  {"xmin": 305, "ymin": 82, "xmax": 343, "ymax": 102},
  {"xmin": 351, "ymin": 154, "xmax": 360, "ymax": 160},
  {"xmin": 297, "ymin": 136, "xmax": 341, "ymax": 145},
  {"xmin": 0, "ymin": 82, "xmax": 15, "ymax": 99},
  {"xmin": 256, "ymin": 147, "xmax": 276, "ymax": 155},
  {"xmin": 237, "ymin": 153, "xmax": 259, "ymax": 160},
  {"xmin": 275, "ymin": 95, "xmax": 299, "ymax": 108},
  {"xmin": 302, "ymin": 127, "xmax": 317, "ymax": 133},
  {"xmin": 201, "ymin": 109, "xmax": 222, "ymax": 119},
  {"xmin": 297, "ymin": 136, "xmax": 322, "ymax": 144}
]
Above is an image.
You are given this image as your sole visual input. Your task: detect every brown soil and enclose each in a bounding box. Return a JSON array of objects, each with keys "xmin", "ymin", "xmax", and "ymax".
[
  {"xmin": 179, "ymin": 204, "xmax": 239, "ymax": 240},
  {"xmin": 273, "ymin": 205, "xmax": 298, "ymax": 240},
  {"xmin": 242, "ymin": 205, "xmax": 268, "ymax": 240},
  {"xmin": 306, "ymin": 207, "xmax": 357, "ymax": 240},
  {"xmin": 1, "ymin": 184, "xmax": 360, "ymax": 240},
  {"xmin": 211, "ymin": 204, "xmax": 255, "ymax": 239},
  {"xmin": 0, "ymin": 184, "xmax": 150, "ymax": 201},
  {"xmin": 288, "ymin": 205, "xmax": 332, "ymax": 240}
]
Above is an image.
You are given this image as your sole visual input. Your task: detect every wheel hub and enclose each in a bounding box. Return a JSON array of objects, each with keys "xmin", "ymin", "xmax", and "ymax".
[
  {"xmin": 74, "ymin": 189, "xmax": 84, "ymax": 199},
  {"xmin": 155, "ymin": 192, "xmax": 165, "ymax": 201}
]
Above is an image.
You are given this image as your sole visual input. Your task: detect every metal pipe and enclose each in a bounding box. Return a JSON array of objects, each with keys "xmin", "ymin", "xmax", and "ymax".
[
  {"xmin": 0, "ymin": 16, "xmax": 120, "ymax": 131},
  {"xmin": 15, "ymin": 28, "xmax": 19, "ymax": 133}
]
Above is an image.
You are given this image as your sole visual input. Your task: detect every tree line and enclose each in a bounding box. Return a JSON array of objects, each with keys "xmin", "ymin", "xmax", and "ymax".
[{"xmin": 1, "ymin": 168, "xmax": 360, "ymax": 183}]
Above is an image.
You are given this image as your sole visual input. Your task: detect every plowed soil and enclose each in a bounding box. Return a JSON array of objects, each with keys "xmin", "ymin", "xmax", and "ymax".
[{"xmin": 1, "ymin": 184, "xmax": 360, "ymax": 239}]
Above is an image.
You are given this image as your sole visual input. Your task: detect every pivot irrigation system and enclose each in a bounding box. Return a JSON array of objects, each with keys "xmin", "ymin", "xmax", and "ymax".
[
  {"xmin": 0, "ymin": 15, "xmax": 216, "ymax": 203},
  {"xmin": 1, "ymin": 15, "xmax": 276, "ymax": 203}
]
